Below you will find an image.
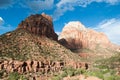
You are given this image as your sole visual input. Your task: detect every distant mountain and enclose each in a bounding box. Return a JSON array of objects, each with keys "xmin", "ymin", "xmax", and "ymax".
[{"xmin": 59, "ymin": 21, "xmax": 119, "ymax": 52}]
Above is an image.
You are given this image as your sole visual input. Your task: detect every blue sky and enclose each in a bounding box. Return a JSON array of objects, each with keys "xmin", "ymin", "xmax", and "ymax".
[{"xmin": 0, "ymin": 0, "xmax": 120, "ymax": 44}]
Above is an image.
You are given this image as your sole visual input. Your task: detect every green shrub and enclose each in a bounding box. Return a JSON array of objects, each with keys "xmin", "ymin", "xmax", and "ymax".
[
  {"xmin": 51, "ymin": 76, "xmax": 61, "ymax": 80},
  {"xmin": 84, "ymin": 70, "xmax": 104, "ymax": 79},
  {"xmin": 60, "ymin": 71, "xmax": 67, "ymax": 78},
  {"xmin": 0, "ymin": 70, "xmax": 5, "ymax": 78},
  {"xmin": 64, "ymin": 67, "xmax": 75, "ymax": 76},
  {"xmin": 104, "ymin": 75, "xmax": 120, "ymax": 80},
  {"xmin": 8, "ymin": 72, "xmax": 20, "ymax": 80},
  {"xmin": 74, "ymin": 69, "xmax": 86, "ymax": 75},
  {"xmin": 8, "ymin": 72, "xmax": 27, "ymax": 80},
  {"xmin": 19, "ymin": 75, "xmax": 27, "ymax": 80}
]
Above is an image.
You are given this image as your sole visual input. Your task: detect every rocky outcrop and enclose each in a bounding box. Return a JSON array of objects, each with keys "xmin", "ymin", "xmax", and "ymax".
[
  {"xmin": 0, "ymin": 60, "xmax": 88, "ymax": 74},
  {"xmin": 0, "ymin": 60, "xmax": 64, "ymax": 74},
  {"xmin": 59, "ymin": 21, "xmax": 111, "ymax": 50},
  {"xmin": 18, "ymin": 13, "xmax": 58, "ymax": 41}
]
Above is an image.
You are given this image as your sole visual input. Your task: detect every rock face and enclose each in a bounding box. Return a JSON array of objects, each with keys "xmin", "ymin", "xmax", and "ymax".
[
  {"xmin": 0, "ymin": 60, "xmax": 88, "ymax": 74},
  {"xmin": 59, "ymin": 21, "xmax": 111, "ymax": 50},
  {"xmin": 0, "ymin": 14, "xmax": 85, "ymax": 79},
  {"xmin": 18, "ymin": 13, "xmax": 58, "ymax": 41}
]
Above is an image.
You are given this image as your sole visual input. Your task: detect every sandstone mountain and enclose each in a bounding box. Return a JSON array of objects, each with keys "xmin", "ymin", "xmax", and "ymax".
[
  {"xmin": 0, "ymin": 14, "xmax": 86, "ymax": 79},
  {"xmin": 18, "ymin": 13, "xmax": 58, "ymax": 41},
  {"xmin": 0, "ymin": 13, "xmax": 79, "ymax": 61},
  {"xmin": 0, "ymin": 14, "xmax": 119, "ymax": 80},
  {"xmin": 58, "ymin": 21, "xmax": 119, "ymax": 52}
]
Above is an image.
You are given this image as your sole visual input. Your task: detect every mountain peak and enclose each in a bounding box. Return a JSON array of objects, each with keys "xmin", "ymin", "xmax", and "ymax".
[
  {"xmin": 18, "ymin": 13, "xmax": 58, "ymax": 40},
  {"xmin": 59, "ymin": 21, "xmax": 112, "ymax": 50},
  {"xmin": 64, "ymin": 21, "xmax": 86, "ymax": 31}
]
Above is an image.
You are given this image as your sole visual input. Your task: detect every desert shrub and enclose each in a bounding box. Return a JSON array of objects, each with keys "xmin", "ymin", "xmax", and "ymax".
[
  {"xmin": 104, "ymin": 75, "xmax": 120, "ymax": 80},
  {"xmin": 51, "ymin": 76, "xmax": 61, "ymax": 80},
  {"xmin": 8, "ymin": 72, "xmax": 27, "ymax": 80},
  {"xmin": 51, "ymin": 67, "xmax": 76, "ymax": 80},
  {"xmin": 66, "ymin": 70, "xmax": 74, "ymax": 76},
  {"xmin": 8, "ymin": 72, "xmax": 20, "ymax": 80},
  {"xmin": 0, "ymin": 70, "xmax": 5, "ymax": 78},
  {"xmin": 60, "ymin": 71, "xmax": 67, "ymax": 78},
  {"xmin": 74, "ymin": 68, "xmax": 86, "ymax": 75},
  {"xmin": 19, "ymin": 75, "xmax": 27, "ymax": 80},
  {"xmin": 63, "ymin": 67, "xmax": 75, "ymax": 76},
  {"xmin": 84, "ymin": 70, "xmax": 104, "ymax": 79},
  {"xmin": 92, "ymin": 71, "xmax": 104, "ymax": 79}
]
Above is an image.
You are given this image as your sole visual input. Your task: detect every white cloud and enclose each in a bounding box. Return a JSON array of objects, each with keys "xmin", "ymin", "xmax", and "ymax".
[
  {"xmin": 53, "ymin": 5, "xmax": 74, "ymax": 20},
  {"xmin": 96, "ymin": 0, "xmax": 119, "ymax": 5},
  {"xmin": 0, "ymin": 17, "xmax": 14, "ymax": 34},
  {"xmin": 53, "ymin": 0, "xmax": 120, "ymax": 20},
  {"xmin": 0, "ymin": 17, "xmax": 4, "ymax": 25},
  {"xmin": 94, "ymin": 18, "xmax": 120, "ymax": 45},
  {"xmin": 57, "ymin": 0, "xmax": 120, "ymax": 8}
]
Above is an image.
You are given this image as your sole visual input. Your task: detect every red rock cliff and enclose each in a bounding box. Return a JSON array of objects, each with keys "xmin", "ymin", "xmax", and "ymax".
[{"xmin": 18, "ymin": 13, "xmax": 58, "ymax": 41}]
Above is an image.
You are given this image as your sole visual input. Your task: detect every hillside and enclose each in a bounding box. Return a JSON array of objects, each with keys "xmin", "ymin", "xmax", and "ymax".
[
  {"xmin": 0, "ymin": 29, "xmax": 80, "ymax": 61},
  {"xmin": 0, "ymin": 14, "xmax": 84, "ymax": 80}
]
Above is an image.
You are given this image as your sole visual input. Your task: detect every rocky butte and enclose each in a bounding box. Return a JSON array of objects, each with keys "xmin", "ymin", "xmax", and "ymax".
[{"xmin": 18, "ymin": 13, "xmax": 58, "ymax": 41}]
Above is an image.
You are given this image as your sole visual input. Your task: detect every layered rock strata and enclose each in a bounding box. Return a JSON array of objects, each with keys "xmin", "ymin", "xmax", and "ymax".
[
  {"xmin": 59, "ymin": 21, "xmax": 111, "ymax": 50},
  {"xmin": 0, "ymin": 60, "xmax": 88, "ymax": 74},
  {"xmin": 18, "ymin": 13, "xmax": 58, "ymax": 41}
]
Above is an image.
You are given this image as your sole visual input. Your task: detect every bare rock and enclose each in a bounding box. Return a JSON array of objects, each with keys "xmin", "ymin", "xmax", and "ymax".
[
  {"xmin": 18, "ymin": 13, "xmax": 58, "ymax": 41},
  {"xmin": 59, "ymin": 21, "xmax": 112, "ymax": 50}
]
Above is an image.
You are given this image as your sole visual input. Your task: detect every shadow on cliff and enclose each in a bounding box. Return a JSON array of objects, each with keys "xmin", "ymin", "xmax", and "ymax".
[{"xmin": 59, "ymin": 38, "xmax": 83, "ymax": 53}]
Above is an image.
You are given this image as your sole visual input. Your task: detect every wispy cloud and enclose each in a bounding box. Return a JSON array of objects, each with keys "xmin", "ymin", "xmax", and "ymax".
[
  {"xmin": 0, "ymin": 17, "xmax": 4, "ymax": 25},
  {"xmin": 0, "ymin": 0, "xmax": 14, "ymax": 9},
  {"xmin": 53, "ymin": 0, "xmax": 120, "ymax": 20},
  {"xmin": 0, "ymin": 0, "xmax": 120, "ymax": 20},
  {"xmin": 100, "ymin": 0, "xmax": 120, "ymax": 5},
  {"xmin": 20, "ymin": 0, "xmax": 54, "ymax": 12},
  {"xmin": 0, "ymin": 17, "xmax": 14, "ymax": 34},
  {"xmin": 94, "ymin": 18, "xmax": 120, "ymax": 45},
  {"xmin": 0, "ymin": 0, "xmax": 54, "ymax": 11}
]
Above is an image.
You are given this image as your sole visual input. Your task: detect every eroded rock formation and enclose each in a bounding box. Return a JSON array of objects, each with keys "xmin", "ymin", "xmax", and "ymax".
[
  {"xmin": 0, "ymin": 60, "xmax": 88, "ymax": 74},
  {"xmin": 18, "ymin": 13, "xmax": 58, "ymax": 41},
  {"xmin": 59, "ymin": 21, "xmax": 111, "ymax": 50}
]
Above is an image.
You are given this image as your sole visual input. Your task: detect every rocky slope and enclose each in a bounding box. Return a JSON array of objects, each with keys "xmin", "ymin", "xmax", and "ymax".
[
  {"xmin": 0, "ymin": 14, "xmax": 86, "ymax": 79},
  {"xmin": 59, "ymin": 21, "xmax": 119, "ymax": 51}
]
